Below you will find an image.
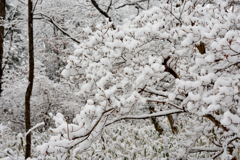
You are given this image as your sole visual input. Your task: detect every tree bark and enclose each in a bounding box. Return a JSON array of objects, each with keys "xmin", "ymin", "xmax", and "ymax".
[
  {"xmin": 149, "ymin": 105, "xmax": 164, "ymax": 135},
  {"xmin": 0, "ymin": 0, "xmax": 5, "ymax": 96},
  {"xmin": 166, "ymin": 115, "xmax": 178, "ymax": 134},
  {"xmin": 163, "ymin": 56, "xmax": 179, "ymax": 134},
  {"xmin": 25, "ymin": 0, "xmax": 34, "ymax": 159}
]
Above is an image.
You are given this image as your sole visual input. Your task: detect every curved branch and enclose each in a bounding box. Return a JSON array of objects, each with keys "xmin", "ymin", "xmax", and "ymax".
[
  {"xmin": 106, "ymin": 109, "xmax": 184, "ymax": 126},
  {"xmin": 72, "ymin": 108, "xmax": 114, "ymax": 140},
  {"xmin": 90, "ymin": 0, "xmax": 115, "ymax": 29},
  {"xmin": 33, "ymin": 13, "xmax": 80, "ymax": 44},
  {"xmin": 115, "ymin": 0, "xmax": 147, "ymax": 10},
  {"xmin": 163, "ymin": 56, "xmax": 180, "ymax": 79},
  {"xmin": 212, "ymin": 150, "xmax": 224, "ymax": 159}
]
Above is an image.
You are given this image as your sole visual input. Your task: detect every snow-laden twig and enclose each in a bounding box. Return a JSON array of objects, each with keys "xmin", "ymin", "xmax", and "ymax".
[
  {"xmin": 189, "ymin": 147, "xmax": 222, "ymax": 153},
  {"xmin": 25, "ymin": 122, "xmax": 45, "ymax": 136},
  {"xmin": 106, "ymin": 109, "xmax": 184, "ymax": 126}
]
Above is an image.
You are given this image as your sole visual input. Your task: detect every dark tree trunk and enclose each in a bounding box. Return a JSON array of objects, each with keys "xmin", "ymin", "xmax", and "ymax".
[
  {"xmin": 25, "ymin": 0, "xmax": 34, "ymax": 159},
  {"xmin": 0, "ymin": 0, "xmax": 5, "ymax": 96}
]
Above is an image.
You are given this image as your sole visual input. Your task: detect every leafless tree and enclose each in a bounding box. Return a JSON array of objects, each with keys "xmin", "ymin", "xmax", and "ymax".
[
  {"xmin": 0, "ymin": 0, "xmax": 5, "ymax": 96},
  {"xmin": 25, "ymin": 0, "xmax": 34, "ymax": 158}
]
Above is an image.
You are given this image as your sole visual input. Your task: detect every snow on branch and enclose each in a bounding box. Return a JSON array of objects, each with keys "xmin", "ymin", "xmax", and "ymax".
[
  {"xmin": 106, "ymin": 109, "xmax": 184, "ymax": 126},
  {"xmin": 37, "ymin": 0, "xmax": 240, "ymax": 159},
  {"xmin": 189, "ymin": 147, "xmax": 222, "ymax": 153},
  {"xmin": 25, "ymin": 122, "xmax": 45, "ymax": 136}
]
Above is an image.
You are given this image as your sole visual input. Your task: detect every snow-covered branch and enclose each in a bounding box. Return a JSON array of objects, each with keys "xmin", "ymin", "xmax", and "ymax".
[{"xmin": 106, "ymin": 109, "xmax": 184, "ymax": 126}]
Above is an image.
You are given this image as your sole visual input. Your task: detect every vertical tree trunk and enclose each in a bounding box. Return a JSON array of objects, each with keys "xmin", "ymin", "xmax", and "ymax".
[
  {"xmin": 25, "ymin": 0, "xmax": 34, "ymax": 159},
  {"xmin": 0, "ymin": 0, "xmax": 5, "ymax": 96}
]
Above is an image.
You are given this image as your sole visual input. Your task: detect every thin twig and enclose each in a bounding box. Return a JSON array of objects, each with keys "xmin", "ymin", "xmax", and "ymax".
[
  {"xmin": 107, "ymin": 0, "xmax": 112, "ymax": 13},
  {"xmin": 32, "ymin": 0, "xmax": 39, "ymax": 13},
  {"xmin": 115, "ymin": 0, "xmax": 147, "ymax": 9},
  {"xmin": 67, "ymin": 119, "xmax": 70, "ymax": 141}
]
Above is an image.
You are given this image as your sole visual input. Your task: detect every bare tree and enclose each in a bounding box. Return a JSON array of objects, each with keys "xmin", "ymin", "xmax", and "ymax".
[
  {"xmin": 0, "ymin": 0, "xmax": 5, "ymax": 96},
  {"xmin": 25, "ymin": 0, "xmax": 34, "ymax": 158}
]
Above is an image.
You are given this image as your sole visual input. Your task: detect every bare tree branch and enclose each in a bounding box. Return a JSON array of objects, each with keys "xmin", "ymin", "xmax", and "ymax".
[
  {"xmin": 163, "ymin": 56, "xmax": 180, "ymax": 79},
  {"xmin": 32, "ymin": 0, "xmax": 39, "ymax": 13},
  {"xmin": 18, "ymin": 0, "xmax": 26, "ymax": 5},
  {"xmin": 90, "ymin": 0, "xmax": 116, "ymax": 29},
  {"xmin": 33, "ymin": 13, "xmax": 80, "ymax": 44},
  {"xmin": 91, "ymin": 0, "xmax": 111, "ymax": 18},
  {"xmin": 115, "ymin": 0, "xmax": 147, "ymax": 9},
  {"xmin": 107, "ymin": 0, "xmax": 112, "ymax": 13},
  {"xmin": 212, "ymin": 150, "xmax": 224, "ymax": 159},
  {"xmin": 6, "ymin": 118, "xmax": 24, "ymax": 126}
]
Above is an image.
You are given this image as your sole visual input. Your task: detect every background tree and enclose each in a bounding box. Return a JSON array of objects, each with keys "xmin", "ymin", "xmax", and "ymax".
[
  {"xmin": 0, "ymin": 0, "xmax": 5, "ymax": 96},
  {"xmin": 25, "ymin": 0, "xmax": 34, "ymax": 158}
]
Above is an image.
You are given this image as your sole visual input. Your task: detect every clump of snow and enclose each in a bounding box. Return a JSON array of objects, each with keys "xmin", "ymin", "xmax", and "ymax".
[
  {"xmin": 74, "ymin": 48, "xmax": 83, "ymax": 56},
  {"xmin": 124, "ymin": 67, "xmax": 133, "ymax": 75},
  {"xmin": 61, "ymin": 69, "xmax": 70, "ymax": 78},
  {"xmin": 168, "ymin": 93, "xmax": 176, "ymax": 101},
  {"xmin": 205, "ymin": 54, "xmax": 215, "ymax": 63},
  {"xmin": 221, "ymin": 111, "xmax": 240, "ymax": 126}
]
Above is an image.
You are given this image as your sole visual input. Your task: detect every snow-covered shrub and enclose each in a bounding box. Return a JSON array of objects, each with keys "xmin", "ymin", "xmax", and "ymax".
[{"xmin": 38, "ymin": 0, "xmax": 240, "ymax": 159}]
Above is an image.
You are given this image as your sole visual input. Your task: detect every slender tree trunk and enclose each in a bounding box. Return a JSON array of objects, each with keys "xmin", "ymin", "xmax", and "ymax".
[
  {"xmin": 25, "ymin": 0, "xmax": 34, "ymax": 159},
  {"xmin": 0, "ymin": 0, "xmax": 5, "ymax": 96}
]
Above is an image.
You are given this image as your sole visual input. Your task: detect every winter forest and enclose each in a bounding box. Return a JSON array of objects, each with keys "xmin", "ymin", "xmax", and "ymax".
[{"xmin": 0, "ymin": 0, "xmax": 240, "ymax": 159}]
